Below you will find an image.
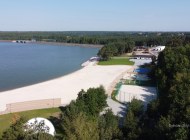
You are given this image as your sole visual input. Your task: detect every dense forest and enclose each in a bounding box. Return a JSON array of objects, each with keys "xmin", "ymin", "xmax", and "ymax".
[
  {"xmin": 1, "ymin": 32, "xmax": 190, "ymax": 139},
  {"xmin": 97, "ymin": 41, "xmax": 135, "ymax": 60},
  {"xmin": 145, "ymin": 45, "xmax": 190, "ymax": 139},
  {"xmin": 0, "ymin": 31, "xmax": 190, "ymax": 47}
]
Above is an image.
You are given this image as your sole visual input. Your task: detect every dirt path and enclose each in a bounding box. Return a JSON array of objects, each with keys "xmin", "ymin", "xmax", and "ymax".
[{"xmin": 106, "ymin": 66, "xmax": 135, "ymax": 96}]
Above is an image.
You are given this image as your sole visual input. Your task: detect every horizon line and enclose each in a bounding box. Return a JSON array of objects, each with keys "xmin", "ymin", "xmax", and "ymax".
[{"xmin": 0, "ymin": 30, "xmax": 190, "ymax": 32}]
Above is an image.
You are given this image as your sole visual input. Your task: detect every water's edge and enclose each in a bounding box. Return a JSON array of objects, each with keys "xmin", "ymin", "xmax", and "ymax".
[{"xmin": 0, "ymin": 42, "xmax": 99, "ymax": 91}]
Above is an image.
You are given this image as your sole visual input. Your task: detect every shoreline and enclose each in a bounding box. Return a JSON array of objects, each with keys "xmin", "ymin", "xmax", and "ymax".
[
  {"xmin": 0, "ymin": 40, "xmax": 103, "ymax": 48},
  {"xmin": 0, "ymin": 64, "xmax": 132, "ymax": 114},
  {"xmin": 0, "ymin": 65, "xmax": 84, "ymax": 93},
  {"xmin": 36, "ymin": 41, "xmax": 103, "ymax": 48}
]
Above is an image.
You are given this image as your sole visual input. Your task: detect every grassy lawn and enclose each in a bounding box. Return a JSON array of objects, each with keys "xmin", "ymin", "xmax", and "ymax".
[
  {"xmin": 98, "ymin": 57, "xmax": 134, "ymax": 65},
  {"xmin": 0, "ymin": 108, "xmax": 61, "ymax": 136}
]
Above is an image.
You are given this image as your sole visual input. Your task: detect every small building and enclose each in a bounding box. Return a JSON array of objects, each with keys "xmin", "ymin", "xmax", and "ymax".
[{"xmin": 151, "ymin": 46, "xmax": 165, "ymax": 52}]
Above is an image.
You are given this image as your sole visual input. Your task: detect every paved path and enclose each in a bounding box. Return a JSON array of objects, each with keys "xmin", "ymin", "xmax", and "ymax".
[{"xmin": 106, "ymin": 98, "xmax": 127, "ymax": 117}]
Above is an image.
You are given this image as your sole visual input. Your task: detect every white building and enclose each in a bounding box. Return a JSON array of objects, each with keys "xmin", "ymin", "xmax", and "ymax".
[
  {"xmin": 25, "ymin": 117, "xmax": 56, "ymax": 136},
  {"xmin": 152, "ymin": 46, "xmax": 165, "ymax": 52}
]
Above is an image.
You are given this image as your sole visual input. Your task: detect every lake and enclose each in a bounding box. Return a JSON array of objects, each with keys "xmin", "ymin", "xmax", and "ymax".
[{"xmin": 0, "ymin": 42, "xmax": 99, "ymax": 91}]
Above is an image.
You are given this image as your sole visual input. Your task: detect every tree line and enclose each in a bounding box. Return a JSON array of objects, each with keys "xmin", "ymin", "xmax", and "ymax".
[
  {"xmin": 97, "ymin": 33, "xmax": 190, "ymax": 60},
  {"xmin": 146, "ymin": 45, "xmax": 190, "ymax": 139},
  {"xmin": 1, "ymin": 31, "xmax": 190, "ymax": 47},
  {"xmin": 97, "ymin": 40, "xmax": 135, "ymax": 60}
]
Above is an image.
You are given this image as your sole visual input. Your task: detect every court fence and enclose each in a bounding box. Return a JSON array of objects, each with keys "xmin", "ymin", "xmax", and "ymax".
[{"xmin": 0, "ymin": 98, "xmax": 61, "ymax": 115}]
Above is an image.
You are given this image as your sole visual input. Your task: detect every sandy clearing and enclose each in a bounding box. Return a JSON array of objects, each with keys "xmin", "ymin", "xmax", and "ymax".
[
  {"xmin": 116, "ymin": 85, "xmax": 157, "ymax": 106},
  {"xmin": 0, "ymin": 65, "xmax": 132, "ymax": 112}
]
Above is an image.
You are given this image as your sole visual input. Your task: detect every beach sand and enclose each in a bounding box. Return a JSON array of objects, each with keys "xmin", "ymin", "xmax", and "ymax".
[{"xmin": 0, "ymin": 64, "xmax": 132, "ymax": 112}]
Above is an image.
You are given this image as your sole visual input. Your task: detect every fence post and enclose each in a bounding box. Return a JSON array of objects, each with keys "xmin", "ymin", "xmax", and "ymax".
[{"xmin": 10, "ymin": 104, "xmax": 11, "ymax": 113}]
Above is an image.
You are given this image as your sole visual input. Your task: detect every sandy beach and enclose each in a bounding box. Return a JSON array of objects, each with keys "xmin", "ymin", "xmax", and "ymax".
[{"xmin": 0, "ymin": 64, "xmax": 132, "ymax": 112}]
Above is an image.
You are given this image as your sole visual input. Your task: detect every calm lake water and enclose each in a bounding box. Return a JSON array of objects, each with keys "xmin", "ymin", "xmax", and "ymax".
[{"xmin": 0, "ymin": 42, "xmax": 99, "ymax": 91}]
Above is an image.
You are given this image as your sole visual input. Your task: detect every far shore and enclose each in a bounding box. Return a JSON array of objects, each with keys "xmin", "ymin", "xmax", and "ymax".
[
  {"xmin": 0, "ymin": 40, "xmax": 103, "ymax": 48},
  {"xmin": 36, "ymin": 41, "xmax": 103, "ymax": 48}
]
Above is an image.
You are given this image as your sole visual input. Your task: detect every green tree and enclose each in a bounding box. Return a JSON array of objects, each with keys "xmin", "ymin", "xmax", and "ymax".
[
  {"xmin": 122, "ymin": 99, "xmax": 144, "ymax": 140},
  {"xmin": 156, "ymin": 115, "xmax": 171, "ymax": 139},
  {"xmin": 62, "ymin": 112, "xmax": 99, "ymax": 140},
  {"xmin": 77, "ymin": 86, "xmax": 108, "ymax": 116},
  {"xmin": 128, "ymin": 99, "xmax": 144, "ymax": 117},
  {"xmin": 24, "ymin": 133, "xmax": 56, "ymax": 140},
  {"xmin": 98, "ymin": 109, "xmax": 122, "ymax": 140},
  {"xmin": 60, "ymin": 86, "xmax": 109, "ymax": 139},
  {"xmin": 98, "ymin": 45, "xmax": 113, "ymax": 60},
  {"xmin": 142, "ymin": 45, "xmax": 190, "ymax": 139},
  {"xmin": 170, "ymin": 127, "xmax": 188, "ymax": 140},
  {"xmin": 2, "ymin": 117, "xmax": 27, "ymax": 140},
  {"xmin": 123, "ymin": 110, "xmax": 141, "ymax": 140},
  {"xmin": 2, "ymin": 116, "xmax": 57, "ymax": 140}
]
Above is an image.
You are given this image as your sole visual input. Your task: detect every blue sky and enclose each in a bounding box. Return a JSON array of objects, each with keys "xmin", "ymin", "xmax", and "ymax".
[{"xmin": 0, "ymin": 0, "xmax": 190, "ymax": 31}]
